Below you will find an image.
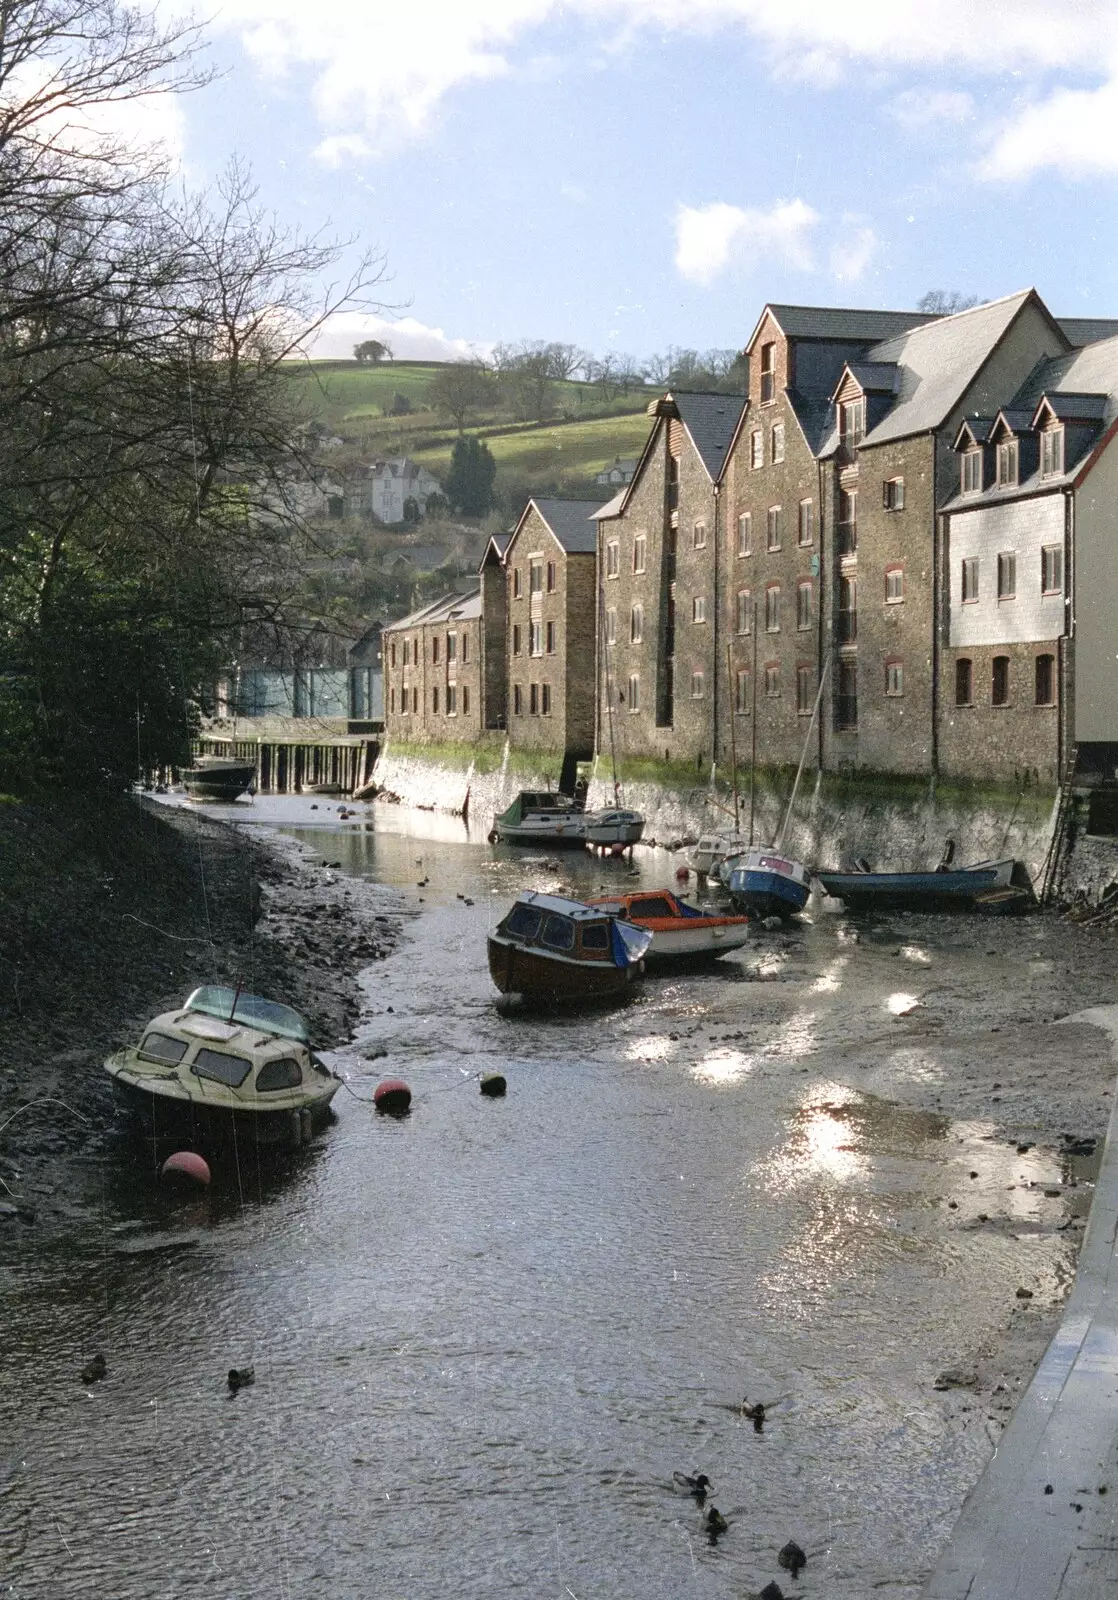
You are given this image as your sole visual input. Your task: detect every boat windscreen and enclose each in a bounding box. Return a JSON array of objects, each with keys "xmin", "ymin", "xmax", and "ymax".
[
  {"xmin": 611, "ymin": 919, "xmax": 653, "ymax": 965},
  {"xmin": 183, "ymin": 985, "xmax": 309, "ymax": 1043},
  {"xmin": 501, "ymin": 903, "xmax": 542, "ymax": 940}
]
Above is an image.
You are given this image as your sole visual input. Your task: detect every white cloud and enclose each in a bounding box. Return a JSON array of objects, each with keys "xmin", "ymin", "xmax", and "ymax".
[
  {"xmin": 830, "ymin": 222, "xmax": 878, "ymax": 282},
  {"xmin": 212, "ymin": 0, "xmax": 1118, "ymax": 180},
  {"xmin": 302, "ymin": 311, "xmax": 493, "ymax": 362},
  {"xmin": 674, "ymin": 198, "xmax": 818, "ymax": 286},
  {"xmin": 7, "ymin": 57, "xmax": 186, "ymax": 168},
  {"xmin": 889, "ymin": 87, "xmax": 974, "ymax": 131}
]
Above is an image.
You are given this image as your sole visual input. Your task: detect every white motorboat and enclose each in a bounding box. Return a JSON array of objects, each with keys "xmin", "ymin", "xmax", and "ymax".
[
  {"xmin": 581, "ymin": 808, "xmax": 645, "ymax": 847},
  {"xmin": 689, "ymin": 833, "xmax": 751, "ymax": 879},
  {"xmin": 489, "ymin": 791, "xmax": 586, "ymax": 846}
]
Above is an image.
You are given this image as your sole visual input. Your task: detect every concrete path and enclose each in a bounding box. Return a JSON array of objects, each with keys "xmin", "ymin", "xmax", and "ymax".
[{"xmin": 923, "ymin": 1006, "xmax": 1118, "ymax": 1598}]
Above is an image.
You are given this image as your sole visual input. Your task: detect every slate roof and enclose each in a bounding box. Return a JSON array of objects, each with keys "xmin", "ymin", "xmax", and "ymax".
[
  {"xmin": 385, "ymin": 588, "xmax": 481, "ymax": 634},
  {"xmin": 787, "ymin": 391, "xmax": 837, "ymax": 456},
  {"xmin": 671, "ymin": 391, "xmax": 748, "ymax": 482},
  {"xmin": 531, "ymin": 497, "xmax": 606, "ymax": 553},
  {"xmin": 1057, "ymin": 318, "xmax": 1118, "ymax": 348},
  {"xmin": 860, "ymin": 290, "xmax": 1044, "ymax": 448},
  {"xmin": 845, "ymin": 362, "xmax": 899, "ymax": 393},
  {"xmin": 1037, "ymin": 392, "xmax": 1109, "ymax": 423},
  {"xmin": 756, "ymin": 304, "xmax": 937, "ymax": 345},
  {"xmin": 1012, "ymin": 333, "xmax": 1118, "ymax": 430},
  {"xmin": 594, "ymin": 488, "xmax": 627, "ymax": 520}
]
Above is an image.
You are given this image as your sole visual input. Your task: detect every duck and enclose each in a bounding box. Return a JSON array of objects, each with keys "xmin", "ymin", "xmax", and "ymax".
[
  {"xmin": 80, "ymin": 1353, "xmax": 107, "ymax": 1385},
  {"xmin": 227, "ymin": 1366, "xmax": 255, "ymax": 1394},
  {"xmin": 673, "ymin": 1471, "xmax": 713, "ymax": 1502},
  {"xmin": 778, "ymin": 1540, "xmax": 806, "ymax": 1578},
  {"xmin": 759, "ymin": 1584, "xmax": 785, "ymax": 1600},
  {"xmin": 741, "ymin": 1398, "xmax": 766, "ymax": 1432},
  {"xmin": 704, "ymin": 1507, "xmax": 728, "ymax": 1540}
]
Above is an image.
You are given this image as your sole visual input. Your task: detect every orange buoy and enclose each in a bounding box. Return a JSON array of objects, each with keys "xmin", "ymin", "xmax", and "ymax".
[
  {"xmin": 373, "ymin": 1078, "xmax": 412, "ymax": 1116},
  {"xmin": 161, "ymin": 1151, "xmax": 211, "ymax": 1185},
  {"xmin": 675, "ymin": 866, "xmax": 690, "ymax": 881}
]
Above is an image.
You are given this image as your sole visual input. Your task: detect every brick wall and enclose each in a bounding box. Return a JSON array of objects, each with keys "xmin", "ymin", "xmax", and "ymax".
[
  {"xmin": 383, "ymin": 614, "xmax": 483, "ymax": 743},
  {"xmin": 506, "ymin": 507, "xmax": 596, "ymax": 755},
  {"xmin": 939, "ymin": 639, "xmax": 1061, "ymax": 783}
]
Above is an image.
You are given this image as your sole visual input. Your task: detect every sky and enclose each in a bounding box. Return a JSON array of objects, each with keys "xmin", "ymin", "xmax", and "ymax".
[{"xmin": 141, "ymin": 0, "xmax": 1118, "ymax": 362}]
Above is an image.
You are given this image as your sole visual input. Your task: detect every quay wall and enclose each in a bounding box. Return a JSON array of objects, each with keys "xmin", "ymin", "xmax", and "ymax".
[{"xmin": 370, "ymin": 740, "xmax": 1118, "ymax": 898}]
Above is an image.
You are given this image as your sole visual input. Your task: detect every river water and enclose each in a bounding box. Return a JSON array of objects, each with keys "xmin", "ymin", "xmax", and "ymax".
[{"xmin": 1, "ymin": 797, "xmax": 1109, "ymax": 1599}]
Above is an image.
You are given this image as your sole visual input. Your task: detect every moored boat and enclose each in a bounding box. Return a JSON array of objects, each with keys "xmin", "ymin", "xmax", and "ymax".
[
  {"xmin": 726, "ymin": 850, "xmax": 813, "ymax": 919},
  {"xmin": 590, "ymin": 889, "xmax": 750, "ymax": 962},
  {"xmin": 182, "ymin": 758, "xmax": 256, "ymax": 802},
  {"xmin": 105, "ymin": 985, "xmax": 341, "ymax": 1149},
  {"xmin": 489, "ymin": 791, "xmax": 586, "ymax": 846},
  {"xmin": 581, "ymin": 807, "xmax": 645, "ymax": 848},
  {"xmin": 815, "ymin": 858, "xmax": 1034, "ymax": 913},
  {"xmin": 689, "ymin": 833, "xmax": 751, "ymax": 879},
  {"xmin": 487, "ymin": 891, "xmax": 651, "ymax": 1001}
]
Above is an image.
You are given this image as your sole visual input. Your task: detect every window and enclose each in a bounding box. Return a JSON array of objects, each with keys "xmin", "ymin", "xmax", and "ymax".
[
  {"xmin": 581, "ymin": 924, "xmax": 609, "ymax": 951},
  {"xmin": 541, "ymin": 683, "xmax": 551, "ymax": 715},
  {"xmin": 530, "ymin": 620, "xmax": 543, "ymax": 656},
  {"xmin": 838, "ymin": 575, "xmax": 857, "ymax": 642},
  {"xmin": 961, "ymin": 557, "xmax": 979, "ymax": 602},
  {"xmin": 603, "ymin": 539, "xmax": 621, "ymax": 580},
  {"xmin": 885, "ymin": 565, "xmax": 904, "ymax": 603},
  {"xmin": 389, "ymin": 688, "xmax": 395, "ymax": 714},
  {"xmin": 512, "ymin": 623, "xmax": 522, "ymax": 655},
  {"xmin": 992, "ymin": 655, "xmax": 1010, "ymax": 706},
  {"xmin": 1035, "ymin": 653, "xmax": 1056, "ymax": 706},
  {"xmin": 1041, "ymin": 426, "xmax": 1064, "ymax": 477},
  {"xmin": 796, "ymin": 579, "xmax": 813, "ymax": 631},
  {"xmin": 432, "ymin": 686, "xmax": 439, "ymax": 714},
  {"xmin": 736, "ymin": 589, "xmax": 752, "ymax": 634},
  {"xmin": 760, "ymin": 341, "xmax": 776, "ymax": 404},
  {"xmin": 513, "ymin": 684, "xmax": 522, "ymax": 716},
  {"xmin": 798, "ymin": 500, "xmax": 814, "ymax": 546},
  {"xmin": 504, "ymin": 903, "xmax": 541, "ymax": 939},
  {"xmin": 737, "ymin": 512, "xmax": 752, "ymax": 556},
  {"xmin": 962, "ymin": 449, "xmax": 983, "ymax": 494},
  {"xmin": 606, "ymin": 607, "xmax": 617, "ymax": 645},
  {"xmin": 765, "ymin": 584, "xmax": 781, "ymax": 632},
  {"xmin": 1042, "ymin": 544, "xmax": 1063, "ymax": 594},
  {"xmin": 628, "ymin": 673, "xmax": 640, "ymax": 712},
  {"xmin": 997, "ymin": 552, "xmax": 1016, "ymax": 600},
  {"xmin": 771, "ymin": 422, "xmax": 785, "ymax": 464},
  {"xmin": 885, "ymin": 659, "xmax": 904, "ymax": 697},
  {"xmin": 446, "ymin": 685, "xmax": 457, "ymax": 715},
  {"xmin": 192, "ymin": 1049, "xmax": 252, "ymax": 1088},
  {"xmin": 764, "ymin": 662, "xmax": 780, "ymax": 697},
  {"xmin": 546, "ymin": 560, "xmax": 556, "ymax": 593},
  {"xmin": 836, "ymin": 660, "xmax": 858, "ymax": 729},
  {"xmin": 796, "ymin": 665, "xmax": 813, "ymax": 714},
  {"xmin": 139, "ymin": 1032, "xmax": 188, "ymax": 1066},
  {"xmin": 735, "ymin": 668, "xmax": 752, "ymax": 714},
  {"xmin": 412, "ymin": 687, "xmax": 418, "ymax": 713},
  {"xmin": 693, "ymin": 520, "xmax": 707, "ymax": 550},
  {"xmin": 750, "ymin": 429, "xmax": 763, "ymax": 469},
  {"xmin": 630, "ymin": 604, "xmax": 643, "ymax": 644},
  {"xmin": 541, "ymin": 914, "xmax": 575, "ymax": 951},
  {"xmin": 462, "ymin": 686, "xmax": 470, "ymax": 715},
  {"xmin": 432, "ymin": 636, "xmax": 440, "ymax": 664},
  {"xmin": 883, "ymin": 477, "xmax": 905, "ymax": 511},
  {"xmin": 840, "ymin": 398, "xmax": 865, "ymax": 448},
  {"xmin": 633, "ymin": 534, "xmax": 647, "ymax": 574},
  {"xmin": 955, "ymin": 658, "xmax": 973, "ymax": 706},
  {"xmin": 513, "ymin": 567, "xmax": 522, "ymax": 599},
  {"xmin": 838, "ymin": 489, "xmax": 857, "ymax": 554},
  {"xmin": 448, "ymin": 633, "xmax": 458, "ymax": 663},
  {"xmin": 767, "ymin": 506, "xmax": 782, "ymax": 551},
  {"xmin": 692, "ymin": 595, "xmax": 707, "ymax": 624},
  {"xmin": 390, "ymin": 642, "xmax": 397, "ymax": 668},
  {"xmin": 529, "ymin": 559, "xmax": 543, "ymax": 594},
  {"xmin": 690, "ymin": 670, "xmax": 705, "ymax": 698},
  {"xmin": 546, "ymin": 620, "xmax": 557, "ymax": 654},
  {"xmin": 996, "ymin": 440, "xmax": 1018, "ymax": 486},
  {"xmin": 256, "ymin": 1059, "xmax": 303, "ymax": 1093},
  {"xmin": 461, "ymin": 634, "xmax": 469, "ymax": 664},
  {"xmin": 402, "ymin": 639, "xmax": 410, "ymax": 667},
  {"xmin": 529, "ymin": 683, "xmax": 539, "ymax": 715}
]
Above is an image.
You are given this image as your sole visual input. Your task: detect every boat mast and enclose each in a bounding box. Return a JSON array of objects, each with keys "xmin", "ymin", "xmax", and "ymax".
[
  {"xmin": 725, "ymin": 643, "xmax": 740, "ymax": 832},
  {"xmin": 775, "ymin": 657, "xmax": 830, "ymax": 851}
]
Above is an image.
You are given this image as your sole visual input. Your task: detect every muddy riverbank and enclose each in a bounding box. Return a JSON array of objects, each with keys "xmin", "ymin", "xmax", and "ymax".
[{"xmin": 0, "ymin": 794, "xmax": 399, "ymax": 1235}]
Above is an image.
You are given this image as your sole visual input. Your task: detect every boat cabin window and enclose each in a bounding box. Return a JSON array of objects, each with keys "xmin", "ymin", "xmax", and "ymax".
[
  {"xmin": 541, "ymin": 915, "xmax": 576, "ymax": 950},
  {"xmin": 503, "ymin": 904, "xmax": 543, "ymax": 939},
  {"xmin": 139, "ymin": 1032, "xmax": 189, "ymax": 1065},
  {"xmin": 580, "ymin": 924, "xmax": 609, "ymax": 950},
  {"xmin": 634, "ymin": 896, "xmax": 674, "ymax": 917},
  {"xmin": 255, "ymin": 1058, "xmax": 304, "ymax": 1092},
  {"xmin": 191, "ymin": 1048, "xmax": 253, "ymax": 1088}
]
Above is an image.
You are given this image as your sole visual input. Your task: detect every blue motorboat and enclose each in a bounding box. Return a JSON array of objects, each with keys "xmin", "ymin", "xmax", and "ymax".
[
  {"xmin": 815, "ymin": 858, "xmax": 1034, "ymax": 913},
  {"xmin": 726, "ymin": 849, "xmax": 812, "ymax": 919}
]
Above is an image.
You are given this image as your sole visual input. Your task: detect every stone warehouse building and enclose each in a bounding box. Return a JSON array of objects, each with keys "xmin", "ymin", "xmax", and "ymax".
[{"xmin": 383, "ymin": 590, "xmax": 484, "ymax": 742}]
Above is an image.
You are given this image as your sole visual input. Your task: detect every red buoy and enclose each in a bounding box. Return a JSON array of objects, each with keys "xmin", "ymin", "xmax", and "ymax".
[
  {"xmin": 161, "ymin": 1151, "xmax": 211, "ymax": 1185},
  {"xmin": 373, "ymin": 1078, "xmax": 412, "ymax": 1116},
  {"xmin": 675, "ymin": 865, "xmax": 690, "ymax": 881}
]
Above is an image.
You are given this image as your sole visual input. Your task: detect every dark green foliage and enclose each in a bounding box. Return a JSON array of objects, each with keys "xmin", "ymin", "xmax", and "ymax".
[{"xmin": 445, "ymin": 436, "xmax": 497, "ymax": 517}]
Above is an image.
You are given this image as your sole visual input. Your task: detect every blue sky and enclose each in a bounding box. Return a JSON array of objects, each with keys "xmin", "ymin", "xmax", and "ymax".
[{"xmin": 154, "ymin": 1, "xmax": 1118, "ymax": 361}]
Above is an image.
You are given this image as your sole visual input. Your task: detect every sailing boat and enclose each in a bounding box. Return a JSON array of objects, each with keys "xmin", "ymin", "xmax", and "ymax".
[
  {"xmin": 723, "ymin": 655, "xmax": 828, "ymax": 920},
  {"xmin": 582, "ymin": 586, "xmax": 645, "ymax": 850}
]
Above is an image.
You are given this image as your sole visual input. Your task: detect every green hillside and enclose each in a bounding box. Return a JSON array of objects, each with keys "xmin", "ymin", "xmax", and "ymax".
[{"xmin": 410, "ymin": 412, "xmax": 652, "ymax": 484}]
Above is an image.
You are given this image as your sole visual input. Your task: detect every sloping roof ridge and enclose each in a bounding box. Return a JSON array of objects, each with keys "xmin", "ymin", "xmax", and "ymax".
[
  {"xmin": 385, "ymin": 591, "xmax": 462, "ymax": 632},
  {"xmin": 865, "ymin": 288, "xmax": 1036, "ymax": 359}
]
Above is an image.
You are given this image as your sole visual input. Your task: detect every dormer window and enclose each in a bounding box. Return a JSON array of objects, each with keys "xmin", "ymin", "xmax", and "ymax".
[
  {"xmin": 1041, "ymin": 426, "xmax": 1064, "ymax": 477},
  {"xmin": 840, "ymin": 399, "xmax": 865, "ymax": 449},
  {"xmin": 996, "ymin": 439, "xmax": 1018, "ymax": 486},
  {"xmin": 962, "ymin": 449, "xmax": 982, "ymax": 495},
  {"xmin": 760, "ymin": 342, "xmax": 776, "ymax": 404}
]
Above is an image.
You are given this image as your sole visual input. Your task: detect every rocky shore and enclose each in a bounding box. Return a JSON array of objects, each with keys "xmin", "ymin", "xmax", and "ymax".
[{"xmin": 0, "ymin": 794, "xmax": 398, "ymax": 1237}]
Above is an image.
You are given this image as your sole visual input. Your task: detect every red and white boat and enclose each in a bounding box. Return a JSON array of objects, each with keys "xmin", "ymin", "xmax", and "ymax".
[{"xmin": 589, "ymin": 889, "xmax": 751, "ymax": 964}]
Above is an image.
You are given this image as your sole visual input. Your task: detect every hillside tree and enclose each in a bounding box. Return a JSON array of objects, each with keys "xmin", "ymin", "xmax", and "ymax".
[
  {"xmin": 429, "ymin": 360, "xmax": 497, "ymax": 430},
  {"xmin": 354, "ymin": 338, "xmax": 391, "ymax": 363},
  {"xmin": 444, "ymin": 436, "xmax": 496, "ymax": 517}
]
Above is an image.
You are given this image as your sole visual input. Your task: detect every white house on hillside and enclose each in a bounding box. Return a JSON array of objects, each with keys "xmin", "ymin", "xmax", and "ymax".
[{"xmin": 359, "ymin": 457, "xmax": 443, "ymax": 523}]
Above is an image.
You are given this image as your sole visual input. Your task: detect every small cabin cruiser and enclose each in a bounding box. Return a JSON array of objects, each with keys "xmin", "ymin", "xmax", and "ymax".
[
  {"xmin": 488, "ymin": 891, "xmax": 651, "ymax": 1001},
  {"xmin": 726, "ymin": 850, "xmax": 813, "ymax": 919},
  {"xmin": 105, "ymin": 985, "xmax": 340, "ymax": 1149},
  {"xmin": 688, "ymin": 833, "xmax": 751, "ymax": 879},
  {"xmin": 590, "ymin": 890, "xmax": 751, "ymax": 962},
  {"xmin": 581, "ymin": 808, "xmax": 645, "ymax": 848},
  {"xmin": 490, "ymin": 791, "xmax": 585, "ymax": 846}
]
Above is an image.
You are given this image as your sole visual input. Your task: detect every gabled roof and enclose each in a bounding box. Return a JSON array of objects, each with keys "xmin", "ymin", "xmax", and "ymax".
[
  {"xmin": 385, "ymin": 589, "xmax": 480, "ymax": 634},
  {"xmin": 747, "ymin": 303, "xmax": 937, "ymax": 351},
  {"xmin": 952, "ymin": 417, "xmax": 994, "ymax": 450},
  {"xmin": 671, "ymin": 391, "xmax": 747, "ymax": 481},
  {"xmin": 860, "ymin": 290, "xmax": 1062, "ymax": 448},
  {"xmin": 843, "ymin": 361, "xmax": 899, "ymax": 395},
  {"xmin": 1032, "ymin": 391, "xmax": 1109, "ymax": 425},
  {"xmin": 1010, "ymin": 332, "xmax": 1118, "ymax": 432},
  {"xmin": 1057, "ymin": 318, "xmax": 1118, "ymax": 348},
  {"xmin": 990, "ymin": 407, "xmax": 1035, "ymax": 437},
  {"xmin": 479, "ymin": 532, "xmax": 510, "ymax": 571},
  {"xmin": 521, "ymin": 496, "xmax": 605, "ymax": 554}
]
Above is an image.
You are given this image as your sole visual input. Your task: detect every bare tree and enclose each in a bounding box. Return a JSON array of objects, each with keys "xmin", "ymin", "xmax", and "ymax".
[
  {"xmin": 917, "ymin": 290, "xmax": 983, "ymax": 316},
  {"xmin": 428, "ymin": 359, "xmax": 497, "ymax": 430}
]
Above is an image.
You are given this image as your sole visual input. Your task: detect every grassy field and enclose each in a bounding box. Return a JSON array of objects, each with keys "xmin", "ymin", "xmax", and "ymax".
[{"xmin": 409, "ymin": 412, "xmax": 653, "ymax": 484}]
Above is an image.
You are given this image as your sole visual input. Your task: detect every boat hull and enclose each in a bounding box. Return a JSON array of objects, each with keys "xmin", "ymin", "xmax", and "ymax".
[
  {"xmin": 182, "ymin": 761, "xmax": 256, "ymax": 801},
  {"xmin": 815, "ymin": 859, "xmax": 1028, "ymax": 912},
  {"xmin": 644, "ymin": 921, "xmax": 752, "ymax": 962},
  {"xmin": 728, "ymin": 870, "xmax": 811, "ymax": 919},
  {"xmin": 487, "ymin": 936, "xmax": 637, "ymax": 1001},
  {"xmin": 581, "ymin": 811, "xmax": 645, "ymax": 847},
  {"xmin": 492, "ymin": 819, "xmax": 588, "ymax": 846},
  {"xmin": 107, "ymin": 1071, "xmax": 337, "ymax": 1150}
]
